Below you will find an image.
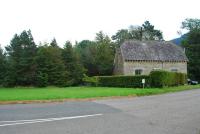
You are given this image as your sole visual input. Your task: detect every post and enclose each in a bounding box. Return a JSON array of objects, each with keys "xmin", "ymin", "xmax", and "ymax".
[{"xmin": 142, "ymin": 79, "xmax": 145, "ymax": 89}]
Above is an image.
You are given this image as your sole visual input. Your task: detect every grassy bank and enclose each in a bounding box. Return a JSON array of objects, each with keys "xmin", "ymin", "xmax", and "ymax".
[{"xmin": 0, "ymin": 85, "xmax": 199, "ymax": 102}]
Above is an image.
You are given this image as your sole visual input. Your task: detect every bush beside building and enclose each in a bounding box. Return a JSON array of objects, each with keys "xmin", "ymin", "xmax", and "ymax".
[{"xmin": 83, "ymin": 71, "xmax": 187, "ymax": 88}]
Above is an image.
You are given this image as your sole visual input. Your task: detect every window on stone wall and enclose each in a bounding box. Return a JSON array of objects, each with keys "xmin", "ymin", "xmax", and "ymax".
[
  {"xmin": 153, "ymin": 68, "xmax": 161, "ymax": 70},
  {"xmin": 135, "ymin": 69, "xmax": 143, "ymax": 75},
  {"xmin": 171, "ymin": 68, "xmax": 178, "ymax": 72}
]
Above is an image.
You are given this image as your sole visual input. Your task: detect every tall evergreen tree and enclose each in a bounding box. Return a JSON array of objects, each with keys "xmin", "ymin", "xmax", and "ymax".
[
  {"xmin": 5, "ymin": 30, "xmax": 37, "ymax": 86},
  {"xmin": 0, "ymin": 46, "xmax": 6, "ymax": 85},
  {"xmin": 142, "ymin": 21, "xmax": 163, "ymax": 40},
  {"xmin": 35, "ymin": 44, "xmax": 67, "ymax": 87},
  {"xmin": 62, "ymin": 41, "xmax": 85, "ymax": 85},
  {"xmin": 50, "ymin": 38, "xmax": 58, "ymax": 47}
]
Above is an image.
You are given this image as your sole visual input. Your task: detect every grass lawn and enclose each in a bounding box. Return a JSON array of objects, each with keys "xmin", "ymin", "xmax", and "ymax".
[{"xmin": 0, "ymin": 85, "xmax": 200, "ymax": 102}]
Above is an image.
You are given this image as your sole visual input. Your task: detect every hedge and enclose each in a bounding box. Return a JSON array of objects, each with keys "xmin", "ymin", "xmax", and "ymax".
[
  {"xmin": 149, "ymin": 70, "xmax": 187, "ymax": 88},
  {"xmin": 83, "ymin": 71, "xmax": 187, "ymax": 88},
  {"xmin": 83, "ymin": 75, "xmax": 150, "ymax": 88}
]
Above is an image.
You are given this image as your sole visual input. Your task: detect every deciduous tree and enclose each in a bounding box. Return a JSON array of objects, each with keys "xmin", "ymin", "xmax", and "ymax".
[
  {"xmin": 181, "ymin": 18, "xmax": 200, "ymax": 82},
  {"xmin": 75, "ymin": 40, "xmax": 98, "ymax": 76},
  {"xmin": 95, "ymin": 31, "xmax": 115, "ymax": 75}
]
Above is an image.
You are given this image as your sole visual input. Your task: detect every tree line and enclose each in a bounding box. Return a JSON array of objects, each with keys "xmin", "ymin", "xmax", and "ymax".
[
  {"xmin": 0, "ymin": 19, "xmax": 199, "ymax": 87},
  {"xmin": 0, "ymin": 30, "xmax": 116, "ymax": 87}
]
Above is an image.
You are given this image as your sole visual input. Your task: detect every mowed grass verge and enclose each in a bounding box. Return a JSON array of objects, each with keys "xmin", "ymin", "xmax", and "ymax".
[{"xmin": 0, "ymin": 85, "xmax": 200, "ymax": 102}]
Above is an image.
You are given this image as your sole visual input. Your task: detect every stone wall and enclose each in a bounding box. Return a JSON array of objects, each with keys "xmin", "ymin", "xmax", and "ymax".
[
  {"xmin": 113, "ymin": 49, "xmax": 124, "ymax": 75},
  {"xmin": 123, "ymin": 61, "xmax": 187, "ymax": 75}
]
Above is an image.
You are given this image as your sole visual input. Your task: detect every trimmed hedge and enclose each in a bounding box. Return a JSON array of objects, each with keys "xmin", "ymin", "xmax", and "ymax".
[
  {"xmin": 83, "ymin": 71, "xmax": 187, "ymax": 88},
  {"xmin": 149, "ymin": 70, "xmax": 187, "ymax": 88},
  {"xmin": 83, "ymin": 75, "xmax": 150, "ymax": 88}
]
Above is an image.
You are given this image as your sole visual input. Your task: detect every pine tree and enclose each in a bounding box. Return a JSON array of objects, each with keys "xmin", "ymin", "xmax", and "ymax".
[
  {"xmin": 50, "ymin": 38, "xmax": 58, "ymax": 47},
  {"xmin": 5, "ymin": 30, "xmax": 37, "ymax": 86},
  {"xmin": 0, "ymin": 46, "xmax": 6, "ymax": 85},
  {"xmin": 35, "ymin": 44, "xmax": 67, "ymax": 87},
  {"xmin": 62, "ymin": 41, "xmax": 85, "ymax": 85}
]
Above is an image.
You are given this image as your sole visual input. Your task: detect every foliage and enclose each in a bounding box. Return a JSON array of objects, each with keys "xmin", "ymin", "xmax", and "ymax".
[
  {"xmin": 112, "ymin": 21, "xmax": 163, "ymax": 46},
  {"xmin": 50, "ymin": 38, "xmax": 59, "ymax": 47},
  {"xmin": 1, "ymin": 30, "xmax": 87, "ymax": 87},
  {"xmin": 184, "ymin": 42, "xmax": 200, "ymax": 81},
  {"xmin": 181, "ymin": 18, "xmax": 200, "ymax": 31},
  {"xmin": 75, "ymin": 31, "xmax": 115, "ymax": 76},
  {"xmin": 83, "ymin": 75, "xmax": 150, "ymax": 88},
  {"xmin": 62, "ymin": 41, "xmax": 85, "ymax": 86},
  {"xmin": 35, "ymin": 71, "xmax": 48, "ymax": 87},
  {"xmin": 111, "ymin": 29, "xmax": 131, "ymax": 46},
  {"xmin": 149, "ymin": 70, "xmax": 187, "ymax": 88},
  {"xmin": 2, "ymin": 75, "xmax": 16, "ymax": 87},
  {"xmin": 0, "ymin": 47, "xmax": 6, "ymax": 85},
  {"xmin": 84, "ymin": 71, "xmax": 187, "ymax": 88},
  {"xmin": 181, "ymin": 18, "xmax": 200, "ymax": 82},
  {"xmin": 75, "ymin": 40, "xmax": 98, "ymax": 76},
  {"xmin": 82, "ymin": 74, "xmax": 98, "ymax": 86},
  {"xmin": 142, "ymin": 21, "xmax": 163, "ymax": 40},
  {"xmin": 95, "ymin": 31, "xmax": 115, "ymax": 75},
  {"xmin": 35, "ymin": 44, "xmax": 67, "ymax": 87},
  {"xmin": 5, "ymin": 30, "xmax": 37, "ymax": 86},
  {"xmin": 97, "ymin": 75, "xmax": 150, "ymax": 88}
]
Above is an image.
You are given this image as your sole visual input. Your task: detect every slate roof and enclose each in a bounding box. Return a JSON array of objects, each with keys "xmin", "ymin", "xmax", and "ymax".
[{"xmin": 120, "ymin": 40, "xmax": 188, "ymax": 62}]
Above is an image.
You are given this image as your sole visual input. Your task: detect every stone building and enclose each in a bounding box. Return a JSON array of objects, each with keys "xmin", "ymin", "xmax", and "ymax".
[{"xmin": 113, "ymin": 40, "xmax": 188, "ymax": 75}]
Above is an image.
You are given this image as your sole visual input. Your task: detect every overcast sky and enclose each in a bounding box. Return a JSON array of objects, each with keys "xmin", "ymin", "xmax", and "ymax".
[{"xmin": 0, "ymin": 0, "xmax": 199, "ymax": 47}]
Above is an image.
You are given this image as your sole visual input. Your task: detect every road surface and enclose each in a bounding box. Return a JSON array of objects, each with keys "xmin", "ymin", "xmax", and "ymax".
[{"xmin": 0, "ymin": 89, "xmax": 200, "ymax": 134}]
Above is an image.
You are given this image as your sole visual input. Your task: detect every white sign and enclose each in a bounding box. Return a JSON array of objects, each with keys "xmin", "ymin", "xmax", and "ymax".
[{"xmin": 142, "ymin": 79, "xmax": 145, "ymax": 84}]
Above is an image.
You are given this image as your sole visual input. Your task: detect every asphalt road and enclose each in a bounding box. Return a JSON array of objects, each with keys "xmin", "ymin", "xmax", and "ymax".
[{"xmin": 0, "ymin": 89, "xmax": 200, "ymax": 134}]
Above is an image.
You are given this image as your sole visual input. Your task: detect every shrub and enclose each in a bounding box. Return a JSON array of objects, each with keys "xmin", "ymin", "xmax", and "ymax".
[
  {"xmin": 83, "ymin": 71, "xmax": 187, "ymax": 88},
  {"xmin": 149, "ymin": 70, "xmax": 187, "ymax": 88},
  {"xmin": 35, "ymin": 72, "xmax": 48, "ymax": 87},
  {"xmin": 83, "ymin": 75, "xmax": 150, "ymax": 88},
  {"xmin": 82, "ymin": 74, "xmax": 99, "ymax": 86},
  {"xmin": 2, "ymin": 75, "xmax": 16, "ymax": 87}
]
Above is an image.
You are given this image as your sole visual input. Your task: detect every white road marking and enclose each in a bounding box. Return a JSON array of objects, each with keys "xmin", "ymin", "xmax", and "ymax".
[{"xmin": 0, "ymin": 114, "xmax": 102, "ymax": 127}]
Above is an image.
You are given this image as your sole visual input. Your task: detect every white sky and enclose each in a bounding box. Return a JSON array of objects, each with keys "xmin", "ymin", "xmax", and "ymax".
[{"xmin": 0, "ymin": 0, "xmax": 200, "ymax": 47}]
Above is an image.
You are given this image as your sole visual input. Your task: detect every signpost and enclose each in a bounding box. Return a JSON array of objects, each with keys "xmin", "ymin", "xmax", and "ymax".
[{"xmin": 142, "ymin": 79, "xmax": 145, "ymax": 89}]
